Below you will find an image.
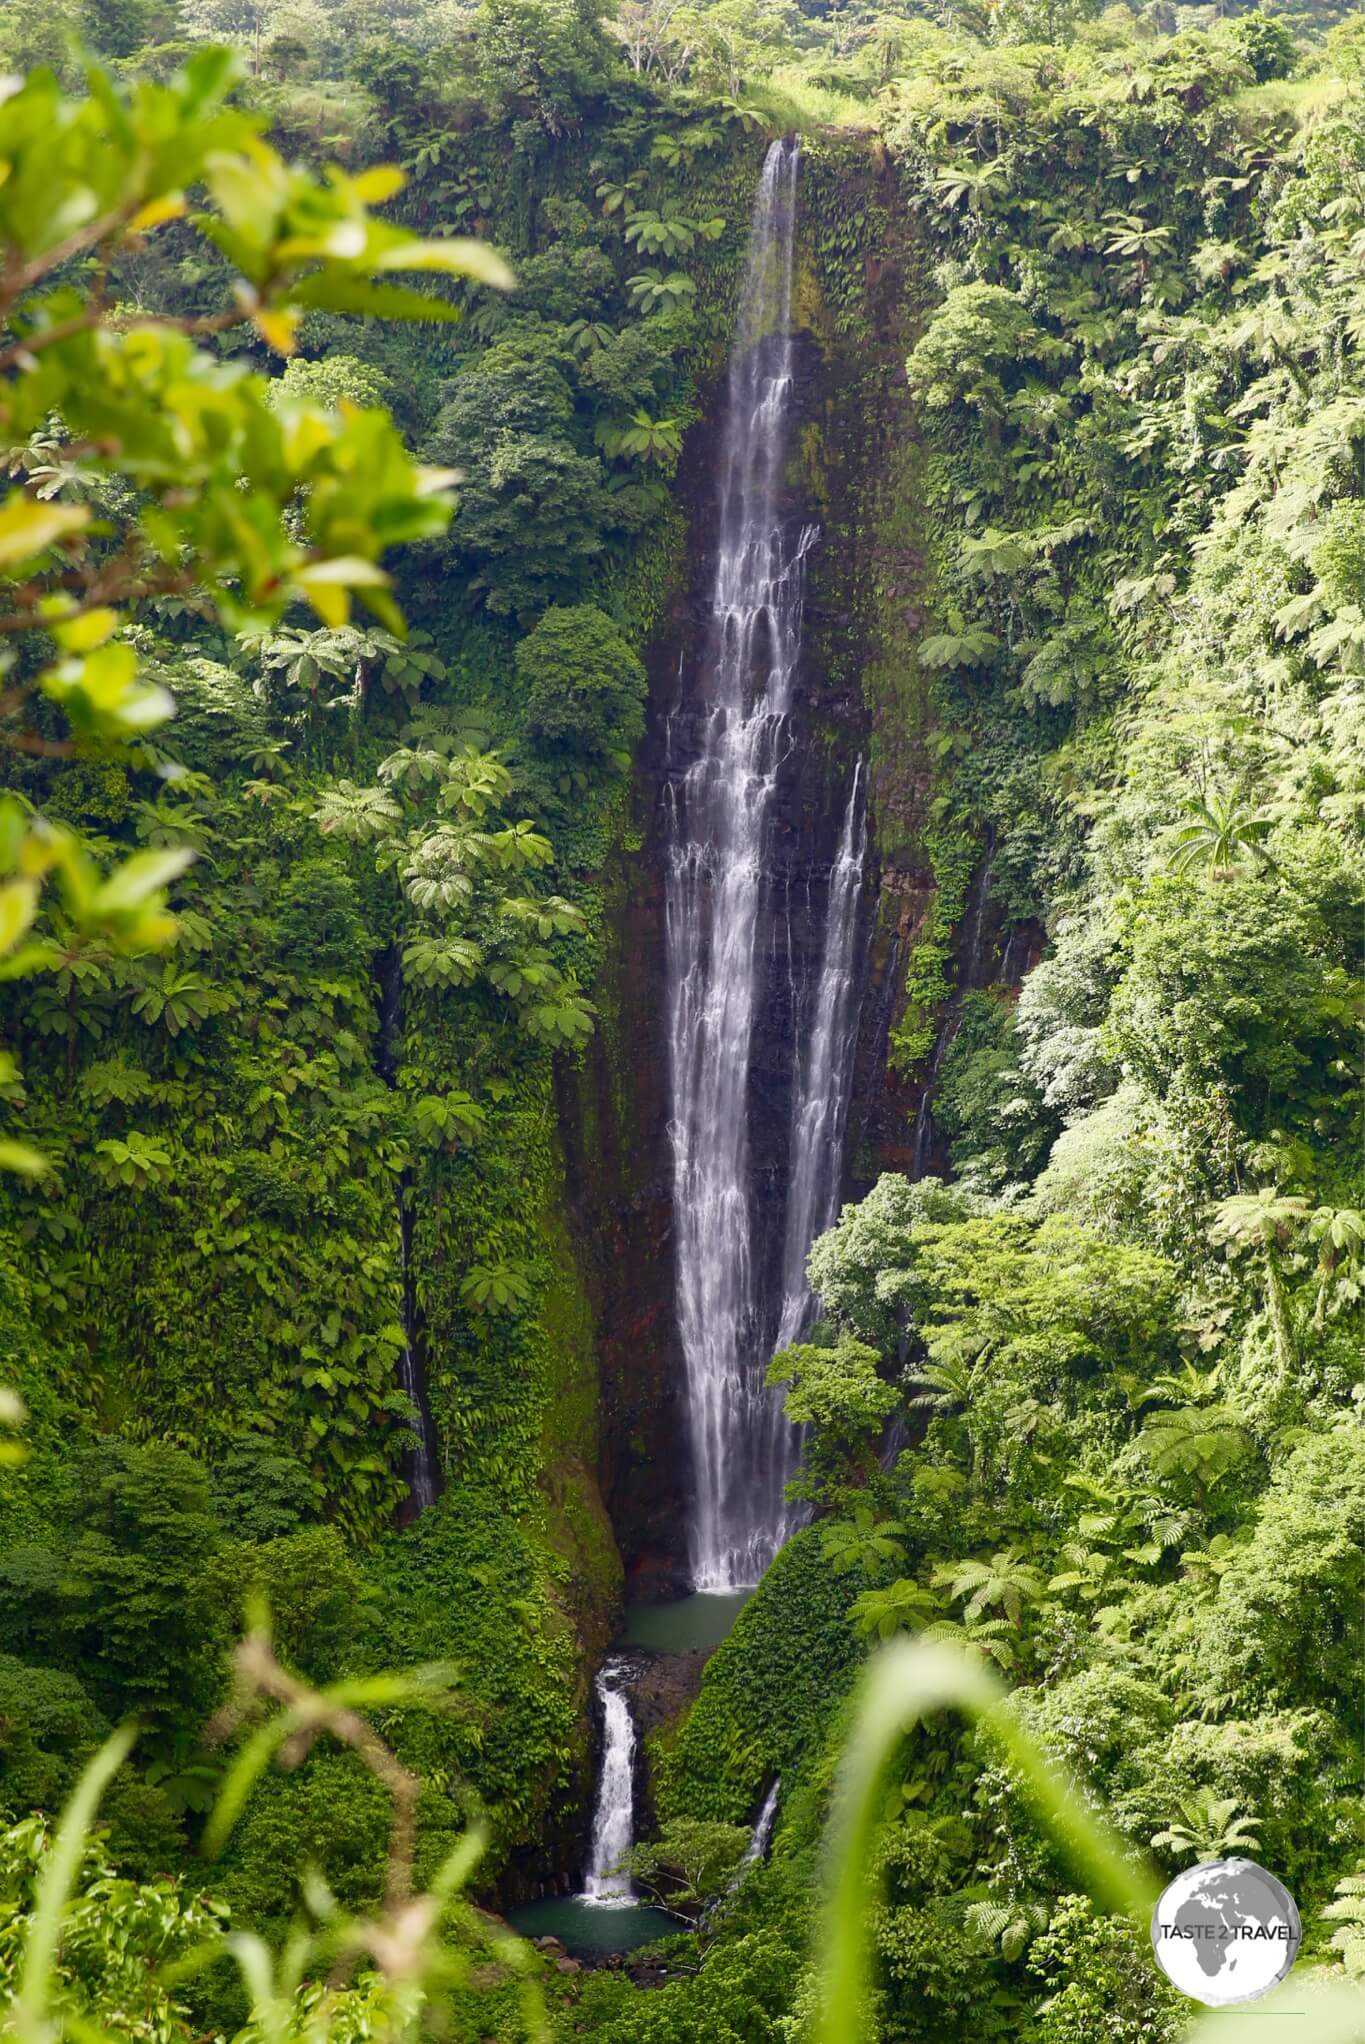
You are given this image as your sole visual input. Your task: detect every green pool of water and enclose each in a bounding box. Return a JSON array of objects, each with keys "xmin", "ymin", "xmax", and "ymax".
[
  {"xmin": 621, "ymin": 1590, "xmax": 753, "ymax": 1653},
  {"xmin": 506, "ymin": 1896, "xmax": 681, "ymax": 1953}
]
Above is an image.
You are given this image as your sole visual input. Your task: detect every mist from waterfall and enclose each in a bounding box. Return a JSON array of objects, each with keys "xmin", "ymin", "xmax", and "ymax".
[{"xmin": 663, "ymin": 137, "xmax": 866, "ymax": 1591}]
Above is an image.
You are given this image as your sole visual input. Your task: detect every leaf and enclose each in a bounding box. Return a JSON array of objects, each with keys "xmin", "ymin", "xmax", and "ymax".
[
  {"xmin": 375, "ymin": 237, "xmax": 514, "ymax": 288},
  {"xmin": 128, "ymin": 192, "xmax": 187, "ymax": 232},
  {"xmin": 294, "ymin": 556, "xmax": 392, "ymax": 588},
  {"xmin": 0, "ymin": 495, "xmax": 88, "ymax": 568},
  {"xmin": 15, "ymin": 1724, "xmax": 139, "ymax": 2032},
  {"xmin": 813, "ymin": 1642, "xmax": 1157, "ymax": 2044},
  {"xmin": 252, "ymin": 306, "xmax": 299, "ymax": 356},
  {"xmin": 349, "ymin": 165, "xmax": 406, "ymax": 204},
  {"xmin": 0, "ymin": 878, "xmax": 38, "ymax": 954},
  {"xmin": 50, "ymin": 607, "xmax": 119, "ymax": 652},
  {"xmin": 0, "ymin": 1138, "xmax": 48, "ymax": 1177},
  {"xmin": 94, "ymin": 847, "xmax": 195, "ymax": 913},
  {"xmin": 287, "ymin": 274, "xmax": 466, "ymax": 323}
]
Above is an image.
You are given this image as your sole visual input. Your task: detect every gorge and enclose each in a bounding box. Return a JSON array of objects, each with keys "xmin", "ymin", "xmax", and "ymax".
[{"xmin": 2, "ymin": 16, "xmax": 1363, "ymax": 2044}]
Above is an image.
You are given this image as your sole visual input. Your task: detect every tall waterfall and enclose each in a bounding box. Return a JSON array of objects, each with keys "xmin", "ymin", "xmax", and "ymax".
[
  {"xmin": 581, "ymin": 1657, "xmax": 637, "ymax": 1905},
  {"xmin": 664, "ymin": 136, "xmax": 866, "ymax": 1591}
]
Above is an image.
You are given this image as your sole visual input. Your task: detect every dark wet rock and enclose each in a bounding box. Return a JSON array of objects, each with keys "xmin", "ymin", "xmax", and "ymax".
[{"xmin": 630, "ymin": 1650, "xmax": 708, "ymax": 1740}]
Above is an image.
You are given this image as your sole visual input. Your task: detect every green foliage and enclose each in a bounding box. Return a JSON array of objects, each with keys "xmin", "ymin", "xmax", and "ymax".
[
  {"xmin": 906, "ymin": 285, "xmax": 1059, "ymax": 430},
  {"xmin": 1191, "ymin": 1428, "xmax": 1365, "ymax": 1713},
  {"xmin": 516, "ymin": 604, "xmax": 647, "ymax": 764},
  {"xmin": 425, "ymin": 336, "xmax": 620, "ymax": 618},
  {"xmin": 0, "ymin": 1441, "xmax": 226, "ymax": 1731},
  {"xmin": 0, "ymin": 1662, "xmax": 107, "ymax": 1822},
  {"xmin": 658, "ymin": 1530, "xmax": 862, "ymax": 1824},
  {"xmin": 887, "ymin": 829, "xmax": 976, "ymax": 1072},
  {"xmin": 1022, "ymin": 1893, "xmax": 1179, "ymax": 2044},
  {"xmin": 933, "ymin": 991, "xmax": 1055, "ymax": 1190},
  {"xmin": 623, "ymin": 1816, "xmax": 750, "ymax": 1920},
  {"xmin": 821, "ymin": 1504, "xmax": 906, "ymax": 1580},
  {"xmin": 0, "ymin": 1812, "xmax": 225, "ymax": 2044},
  {"xmin": 767, "ymin": 1335, "xmax": 898, "ymax": 1499},
  {"xmin": 2, "ymin": 14, "xmax": 1364, "ymax": 2044},
  {"xmin": 1150, "ymin": 1790, "xmax": 1261, "ymax": 1865}
]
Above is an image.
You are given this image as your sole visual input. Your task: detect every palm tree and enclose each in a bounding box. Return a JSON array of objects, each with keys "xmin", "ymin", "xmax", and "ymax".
[
  {"xmin": 1210, "ymin": 1187, "xmax": 1310, "ymax": 1381},
  {"xmin": 1103, "ymin": 211, "xmax": 1174, "ymax": 294},
  {"xmin": 1140, "ymin": 1405, "xmax": 1252, "ymax": 1510},
  {"xmin": 1134, "ymin": 1358, "xmax": 1223, "ymax": 1409},
  {"xmin": 1168, "ymin": 792, "xmax": 1273, "ymax": 876},
  {"xmin": 1152, "ymin": 1791, "xmax": 1261, "ymax": 1864},
  {"xmin": 820, "ymin": 1505, "xmax": 906, "ymax": 1579},
  {"xmin": 931, "ymin": 157, "xmax": 1011, "ymax": 217},
  {"xmin": 602, "ymin": 410, "xmax": 684, "ymax": 466},
  {"xmin": 932, "ymin": 1547, "xmax": 1044, "ymax": 1626},
  {"xmin": 905, "ymin": 1353, "xmax": 974, "ymax": 1415},
  {"xmin": 849, "ymin": 1577, "xmax": 940, "ymax": 1642},
  {"xmin": 1309, "ymin": 1205, "xmax": 1365, "ymax": 1329}
]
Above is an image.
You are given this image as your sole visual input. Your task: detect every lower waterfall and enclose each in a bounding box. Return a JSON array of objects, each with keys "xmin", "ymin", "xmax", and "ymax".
[
  {"xmin": 742, "ymin": 1779, "xmax": 780, "ymax": 1865},
  {"xmin": 581, "ymin": 1657, "xmax": 637, "ymax": 1906}
]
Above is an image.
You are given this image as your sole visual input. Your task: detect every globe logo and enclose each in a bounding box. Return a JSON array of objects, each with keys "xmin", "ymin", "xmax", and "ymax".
[{"xmin": 1151, "ymin": 1858, "xmax": 1301, "ymax": 2005}]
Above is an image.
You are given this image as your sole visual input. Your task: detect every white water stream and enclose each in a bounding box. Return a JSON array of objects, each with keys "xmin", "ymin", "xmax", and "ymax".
[
  {"xmin": 664, "ymin": 137, "xmax": 866, "ymax": 1590},
  {"xmin": 580, "ymin": 1657, "xmax": 637, "ymax": 1905}
]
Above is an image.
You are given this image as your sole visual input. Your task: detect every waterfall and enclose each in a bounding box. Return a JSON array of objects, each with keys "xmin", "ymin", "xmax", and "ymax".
[
  {"xmin": 742, "ymin": 1780, "xmax": 780, "ymax": 1865},
  {"xmin": 664, "ymin": 136, "xmax": 866, "ymax": 1592},
  {"xmin": 581, "ymin": 1657, "xmax": 637, "ymax": 1905},
  {"xmin": 777, "ymin": 761, "xmax": 867, "ymax": 1349}
]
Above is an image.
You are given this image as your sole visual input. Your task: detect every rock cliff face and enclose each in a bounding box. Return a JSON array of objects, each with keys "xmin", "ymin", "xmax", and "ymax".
[
  {"xmin": 559, "ymin": 137, "xmax": 1041, "ymax": 1589},
  {"xmin": 559, "ymin": 141, "xmax": 926, "ymax": 1587},
  {"xmin": 557, "ymin": 338, "xmax": 870, "ymax": 1590}
]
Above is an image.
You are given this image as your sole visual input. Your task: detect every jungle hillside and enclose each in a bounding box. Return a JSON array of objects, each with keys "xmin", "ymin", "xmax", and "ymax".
[{"xmin": 0, "ymin": 0, "xmax": 1362, "ymax": 2038}]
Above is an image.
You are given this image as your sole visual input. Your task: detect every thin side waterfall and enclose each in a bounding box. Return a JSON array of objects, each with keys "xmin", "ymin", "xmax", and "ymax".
[
  {"xmin": 761, "ymin": 763, "xmax": 867, "ymax": 1549},
  {"xmin": 777, "ymin": 761, "xmax": 867, "ymax": 1348},
  {"xmin": 664, "ymin": 136, "xmax": 866, "ymax": 1592},
  {"xmin": 581, "ymin": 1657, "xmax": 637, "ymax": 1905},
  {"xmin": 743, "ymin": 1780, "xmax": 780, "ymax": 1865}
]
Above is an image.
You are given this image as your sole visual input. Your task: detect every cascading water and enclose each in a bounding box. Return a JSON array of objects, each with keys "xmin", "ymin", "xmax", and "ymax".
[
  {"xmin": 581, "ymin": 1657, "xmax": 637, "ymax": 1905},
  {"xmin": 760, "ymin": 763, "xmax": 868, "ymax": 1550},
  {"xmin": 742, "ymin": 1780, "xmax": 781, "ymax": 1866},
  {"xmin": 664, "ymin": 136, "xmax": 867, "ymax": 1591},
  {"xmin": 776, "ymin": 762, "xmax": 867, "ymax": 1348}
]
